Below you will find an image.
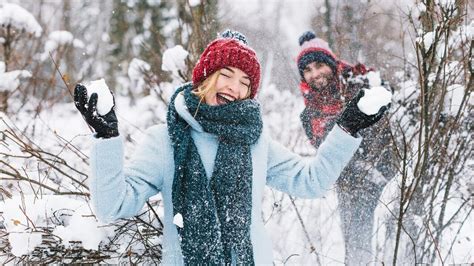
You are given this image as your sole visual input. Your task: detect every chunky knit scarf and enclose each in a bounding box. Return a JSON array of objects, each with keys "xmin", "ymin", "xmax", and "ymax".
[
  {"xmin": 167, "ymin": 83, "xmax": 262, "ymax": 265},
  {"xmin": 299, "ymin": 81, "xmax": 343, "ymax": 147}
]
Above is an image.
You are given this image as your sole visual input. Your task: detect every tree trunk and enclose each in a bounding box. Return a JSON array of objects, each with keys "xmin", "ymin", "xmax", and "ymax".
[
  {"xmin": 0, "ymin": 91, "xmax": 8, "ymax": 113},
  {"xmin": 342, "ymin": 0, "xmax": 363, "ymax": 62},
  {"xmin": 324, "ymin": 0, "xmax": 333, "ymax": 48}
]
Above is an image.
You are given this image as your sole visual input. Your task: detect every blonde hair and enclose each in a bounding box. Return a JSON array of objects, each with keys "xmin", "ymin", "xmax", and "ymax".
[
  {"xmin": 193, "ymin": 70, "xmax": 221, "ymax": 100},
  {"xmin": 193, "ymin": 69, "xmax": 252, "ymax": 101}
]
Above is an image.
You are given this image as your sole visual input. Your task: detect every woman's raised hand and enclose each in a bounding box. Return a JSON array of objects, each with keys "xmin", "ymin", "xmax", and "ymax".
[{"xmin": 74, "ymin": 84, "xmax": 119, "ymax": 138}]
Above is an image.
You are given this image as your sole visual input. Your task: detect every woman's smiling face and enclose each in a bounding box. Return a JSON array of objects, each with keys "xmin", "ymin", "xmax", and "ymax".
[{"xmin": 204, "ymin": 67, "xmax": 251, "ymax": 106}]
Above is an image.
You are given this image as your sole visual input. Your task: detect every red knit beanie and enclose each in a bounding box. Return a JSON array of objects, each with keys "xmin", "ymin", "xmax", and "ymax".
[{"xmin": 192, "ymin": 30, "xmax": 261, "ymax": 99}]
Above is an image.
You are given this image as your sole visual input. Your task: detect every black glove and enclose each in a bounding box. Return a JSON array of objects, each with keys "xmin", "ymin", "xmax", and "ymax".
[
  {"xmin": 337, "ymin": 89, "xmax": 389, "ymax": 136},
  {"xmin": 74, "ymin": 84, "xmax": 119, "ymax": 138}
]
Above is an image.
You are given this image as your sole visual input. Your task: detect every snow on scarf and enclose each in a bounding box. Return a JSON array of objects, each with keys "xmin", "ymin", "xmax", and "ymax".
[
  {"xmin": 167, "ymin": 83, "xmax": 262, "ymax": 265},
  {"xmin": 299, "ymin": 81, "xmax": 343, "ymax": 147}
]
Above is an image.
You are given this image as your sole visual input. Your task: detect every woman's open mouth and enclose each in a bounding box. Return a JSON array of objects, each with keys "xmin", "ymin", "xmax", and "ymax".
[{"xmin": 216, "ymin": 93, "xmax": 236, "ymax": 105}]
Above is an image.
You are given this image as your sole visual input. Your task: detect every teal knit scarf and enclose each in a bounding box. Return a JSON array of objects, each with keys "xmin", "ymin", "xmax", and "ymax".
[{"xmin": 167, "ymin": 83, "xmax": 262, "ymax": 265}]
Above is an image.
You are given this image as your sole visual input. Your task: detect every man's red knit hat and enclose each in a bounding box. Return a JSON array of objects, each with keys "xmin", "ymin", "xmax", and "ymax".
[
  {"xmin": 192, "ymin": 30, "xmax": 261, "ymax": 99},
  {"xmin": 296, "ymin": 31, "xmax": 338, "ymax": 79}
]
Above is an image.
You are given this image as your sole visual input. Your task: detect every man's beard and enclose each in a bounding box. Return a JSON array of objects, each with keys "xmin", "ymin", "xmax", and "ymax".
[
  {"xmin": 308, "ymin": 78, "xmax": 340, "ymax": 103},
  {"xmin": 308, "ymin": 77, "xmax": 331, "ymax": 90}
]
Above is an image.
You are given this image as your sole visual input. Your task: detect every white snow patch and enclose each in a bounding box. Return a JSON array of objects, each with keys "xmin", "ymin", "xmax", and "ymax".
[
  {"xmin": 40, "ymin": 31, "xmax": 83, "ymax": 60},
  {"xmin": 416, "ymin": 2, "xmax": 426, "ymax": 12},
  {"xmin": 436, "ymin": 0, "xmax": 455, "ymax": 8},
  {"xmin": 52, "ymin": 212, "xmax": 106, "ymax": 250},
  {"xmin": 358, "ymin": 86, "xmax": 393, "ymax": 115},
  {"xmin": 319, "ymin": 6, "xmax": 327, "ymax": 14},
  {"xmin": 0, "ymin": 61, "xmax": 31, "ymax": 91},
  {"xmin": 173, "ymin": 213, "xmax": 183, "ymax": 228},
  {"xmin": 444, "ymin": 84, "xmax": 466, "ymax": 115},
  {"xmin": 128, "ymin": 58, "xmax": 151, "ymax": 95},
  {"xmin": 8, "ymin": 232, "xmax": 43, "ymax": 257},
  {"xmin": 417, "ymin": 31, "xmax": 435, "ymax": 49},
  {"xmin": 0, "ymin": 3, "xmax": 43, "ymax": 37},
  {"xmin": 162, "ymin": 45, "xmax": 188, "ymax": 77},
  {"xmin": 466, "ymin": 20, "xmax": 474, "ymax": 39},
  {"xmin": 73, "ymin": 39, "xmax": 85, "ymax": 49},
  {"xmin": 3, "ymin": 195, "xmax": 110, "ymax": 256},
  {"xmin": 367, "ymin": 71, "xmax": 382, "ymax": 87},
  {"xmin": 85, "ymin": 79, "xmax": 114, "ymax": 116},
  {"xmin": 49, "ymin": 31, "xmax": 74, "ymax": 46},
  {"xmin": 189, "ymin": 0, "xmax": 201, "ymax": 7},
  {"xmin": 129, "ymin": 58, "xmax": 151, "ymax": 78},
  {"xmin": 146, "ymin": 0, "xmax": 162, "ymax": 6}
]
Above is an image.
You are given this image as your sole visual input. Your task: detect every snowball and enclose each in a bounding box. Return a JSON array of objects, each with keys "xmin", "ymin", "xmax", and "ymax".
[
  {"xmin": 85, "ymin": 79, "xmax": 114, "ymax": 116},
  {"xmin": 366, "ymin": 71, "xmax": 382, "ymax": 87},
  {"xmin": 173, "ymin": 213, "xmax": 183, "ymax": 228},
  {"xmin": 0, "ymin": 3, "xmax": 43, "ymax": 37},
  {"xmin": 357, "ymin": 86, "xmax": 392, "ymax": 115},
  {"xmin": 162, "ymin": 45, "xmax": 189, "ymax": 76}
]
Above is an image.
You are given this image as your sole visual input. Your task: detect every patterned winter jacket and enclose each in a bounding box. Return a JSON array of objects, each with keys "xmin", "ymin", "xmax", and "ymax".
[{"xmin": 89, "ymin": 92, "xmax": 362, "ymax": 265}]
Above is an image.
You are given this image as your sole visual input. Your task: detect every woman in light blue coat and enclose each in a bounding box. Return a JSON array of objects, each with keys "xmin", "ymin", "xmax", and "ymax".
[{"xmin": 74, "ymin": 30, "xmax": 387, "ymax": 265}]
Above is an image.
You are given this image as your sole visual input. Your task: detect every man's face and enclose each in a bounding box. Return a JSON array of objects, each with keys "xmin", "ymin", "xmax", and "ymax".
[{"xmin": 303, "ymin": 61, "xmax": 334, "ymax": 90}]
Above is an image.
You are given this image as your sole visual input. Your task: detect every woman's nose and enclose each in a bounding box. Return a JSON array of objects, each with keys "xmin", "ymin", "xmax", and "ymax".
[{"xmin": 227, "ymin": 77, "xmax": 240, "ymax": 93}]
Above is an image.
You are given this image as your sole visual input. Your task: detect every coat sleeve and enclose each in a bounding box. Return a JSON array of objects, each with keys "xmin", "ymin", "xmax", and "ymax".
[
  {"xmin": 266, "ymin": 125, "xmax": 362, "ymax": 198},
  {"xmin": 90, "ymin": 125, "xmax": 168, "ymax": 223}
]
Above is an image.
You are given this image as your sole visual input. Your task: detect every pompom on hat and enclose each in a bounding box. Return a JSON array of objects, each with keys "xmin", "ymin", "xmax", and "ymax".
[
  {"xmin": 296, "ymin": 31, "xmax": 337, "ymax": 79},
  {"xmin": 192, "ymin": 29, "xmax": 261, "ymax": 99}
]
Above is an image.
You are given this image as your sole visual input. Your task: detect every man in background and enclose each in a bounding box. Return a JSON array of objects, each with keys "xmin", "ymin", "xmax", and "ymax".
[{"xmin": 296, "ymin": 31, "xmax": 397, "ymax": 265}]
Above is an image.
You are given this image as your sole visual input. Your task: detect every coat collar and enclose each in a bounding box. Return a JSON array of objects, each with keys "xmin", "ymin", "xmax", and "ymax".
[{"xmin": 174, "ymin": 91, "xmax": 205, "ymax": 133}]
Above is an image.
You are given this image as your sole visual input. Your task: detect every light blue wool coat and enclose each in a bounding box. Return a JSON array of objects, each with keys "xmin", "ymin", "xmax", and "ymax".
[{"xmin": 90, "ymin": 93, "xmax": 362, "ymax": 265}]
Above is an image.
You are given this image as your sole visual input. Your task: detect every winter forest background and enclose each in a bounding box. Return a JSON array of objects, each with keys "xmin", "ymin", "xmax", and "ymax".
[{"xmin": 0, "ymin": 0, "xmax": 472, "ymax": 264}]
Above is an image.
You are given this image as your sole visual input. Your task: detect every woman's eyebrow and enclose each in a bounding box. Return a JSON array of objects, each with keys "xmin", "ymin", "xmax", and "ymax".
[
  {"xmin": 223, "ymin": 67, "xmax": 234, "ymax": 73},
  {"xmin": 242, "ymin": 76, "xmax": 250, "ymax": 81}
]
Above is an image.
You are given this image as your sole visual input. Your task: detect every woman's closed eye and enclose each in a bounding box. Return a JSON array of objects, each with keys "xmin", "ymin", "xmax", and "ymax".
[
  {"xmin": 220, "ymin": 72, "xmax": 231, "ymax": 78},
  {"xmin": 240, "ymin": 80, "xmax": 250, "ymax": 87}
]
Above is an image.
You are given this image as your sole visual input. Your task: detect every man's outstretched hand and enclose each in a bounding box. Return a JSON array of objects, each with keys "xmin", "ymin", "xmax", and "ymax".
[{"xmin": 337, "ymin": 89, "xmax": 389, "ymax": 136}]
